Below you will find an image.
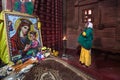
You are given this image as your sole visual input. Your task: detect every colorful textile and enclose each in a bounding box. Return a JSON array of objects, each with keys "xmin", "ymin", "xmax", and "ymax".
[
  {"xmin": 0, "ymin": 11, "xmax": 10, "ymax": 64},
  {"xmin": 24, "ymin": 2, "xmax": 34, "ymax": 15},
  {"xmin": 79, "ymin": 47, "xmax": 91, "ymax": 66},
  {"xmin": 14, "ymin": 1, "xmax": 21, "ymax": 12},
  {"xmin": 13, "ymin": 1, "xmax": 34, "ymax": 15},
  {"xmin": 78, "ymin": 28, "xmax": 93, "ymax": 50}
]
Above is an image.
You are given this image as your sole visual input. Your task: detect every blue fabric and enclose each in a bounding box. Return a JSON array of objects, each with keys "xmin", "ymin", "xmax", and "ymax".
[{"xmin": 14, "ymin": 1, "xmax": 21, "ymax": 12}]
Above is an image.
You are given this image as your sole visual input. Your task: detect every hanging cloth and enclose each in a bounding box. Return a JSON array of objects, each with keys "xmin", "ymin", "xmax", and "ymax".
[
  {"xmin": 0, "ymin": 11, "xmax": 13, "ymax": 65},
  {"xmin": 21, "ymin": 3, "xmax": 26, "ymax": 13},
  {"xmin": 13, "ymin": 1, "xmax": 34, "ymax": 15},
  {"xmin": 24, "ymin": 2, "xmax": 34, "ymax": 15},
  {"xmin": 13, "ymin": 1, "xmax": 22, "ymax": 12}
]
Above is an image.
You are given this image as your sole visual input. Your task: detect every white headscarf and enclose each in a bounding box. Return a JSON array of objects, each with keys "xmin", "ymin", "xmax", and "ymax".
[{"xmin": 87, "ymin": 22, "xmax": 93, "ymax": 28}]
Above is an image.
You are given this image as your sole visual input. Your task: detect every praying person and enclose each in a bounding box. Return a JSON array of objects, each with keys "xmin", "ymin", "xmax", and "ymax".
[{"xmin": 78, "ymin": 21, "xmax": 93, "ymax": 67}]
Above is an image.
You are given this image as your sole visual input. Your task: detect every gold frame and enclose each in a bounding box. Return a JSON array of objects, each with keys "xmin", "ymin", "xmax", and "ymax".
[{"xmin": 1, "ymin": 11, "xmax": 43, "ymax": 63}]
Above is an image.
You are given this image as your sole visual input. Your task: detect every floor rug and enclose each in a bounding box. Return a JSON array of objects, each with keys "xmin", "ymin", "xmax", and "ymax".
[{"xmin": 23, "ymin": 57, "xmax": 95, "ymax": 80}]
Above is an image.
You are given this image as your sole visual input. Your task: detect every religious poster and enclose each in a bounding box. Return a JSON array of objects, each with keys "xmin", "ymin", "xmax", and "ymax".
[
  {"xmin": 4, "ymin": 0, "xmax": 35, "ymax": 15},
  {"xmin": 0, "ymin": 11, "xmax": 42, "ymax": 64}
]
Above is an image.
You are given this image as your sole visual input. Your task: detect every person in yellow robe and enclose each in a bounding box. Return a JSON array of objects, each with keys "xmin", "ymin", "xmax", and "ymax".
[{"xmin": 78, "ymin": 21, "xmax": 93, "ymax": 67}]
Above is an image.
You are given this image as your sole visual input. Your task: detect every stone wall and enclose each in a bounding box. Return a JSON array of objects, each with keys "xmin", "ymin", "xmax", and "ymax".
[
  {"xmin": 66, "ymin": 0, "xmax": 79, "ymax": 49},
  {"xmin": 93, "ymin": 0, "xmax": 119, "ymax": 51},
  {"xmin": 66, "ymin": 0, "xmax": 120, "ymax": 51}
]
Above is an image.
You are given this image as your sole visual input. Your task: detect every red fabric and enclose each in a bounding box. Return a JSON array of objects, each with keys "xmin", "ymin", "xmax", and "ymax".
[
  {"xmin": 21, "ymin": 3, "xmax": 26, "ymax": 13},
  {"xmin": 10, "ymin": 33, "xmax": 25, "ymax": 56},
  {"xmin": 10, "ymin": 24, "xmax": 27, "ymax": 56}
]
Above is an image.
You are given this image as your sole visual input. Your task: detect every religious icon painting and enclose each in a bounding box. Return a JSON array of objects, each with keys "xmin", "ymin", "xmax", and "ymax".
[{"xmin": 0, "ymin": 11, "xmax": 43, "ymax": 64}]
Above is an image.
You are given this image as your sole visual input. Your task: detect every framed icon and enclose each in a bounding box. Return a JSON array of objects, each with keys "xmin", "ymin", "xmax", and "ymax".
[{"xmin": 2, "ymin": 11, "xmax": 43, "ymax": 63}]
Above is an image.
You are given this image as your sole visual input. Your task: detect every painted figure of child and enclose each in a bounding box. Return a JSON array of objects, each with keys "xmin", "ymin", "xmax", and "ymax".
[{"xmin": 26, "ymin": 31, "xmax": 39, "ymax": 56}]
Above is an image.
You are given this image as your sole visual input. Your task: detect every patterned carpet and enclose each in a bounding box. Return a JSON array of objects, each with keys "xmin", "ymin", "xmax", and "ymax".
[{"xmin": 23, "ymin": 57, "xmax": 95, "ymax": 80}]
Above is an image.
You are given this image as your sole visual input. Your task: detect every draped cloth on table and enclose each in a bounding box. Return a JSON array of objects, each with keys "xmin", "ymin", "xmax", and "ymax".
[{"xmin": 0, "ymin": 11, "xmax": 11, "ymax": 64}]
